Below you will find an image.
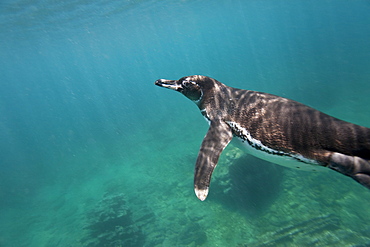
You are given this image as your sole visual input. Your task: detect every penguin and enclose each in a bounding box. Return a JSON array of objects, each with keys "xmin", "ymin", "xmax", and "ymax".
[{"xmin": 155, "ymin": 75, "xmax": 370, "ymax": 201}]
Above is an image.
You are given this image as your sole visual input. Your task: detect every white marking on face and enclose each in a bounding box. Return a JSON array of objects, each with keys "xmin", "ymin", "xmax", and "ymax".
[
  {"xmin": 225, "ymin": 121, "xmax": 326, "ymax": 172},
  {"xmin": 193, "ymin": 89, "xmax": 203, "ymax": 104}
]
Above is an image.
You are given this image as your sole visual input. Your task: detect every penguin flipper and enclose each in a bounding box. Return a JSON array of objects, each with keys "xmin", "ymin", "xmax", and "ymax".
[
  {"xmin": 194, "ymin": 120, "xmax": 233, "ymax": 201},
  {"xmin": 328, "ymin": 152, "xmax": 370, "ymax": 189}
]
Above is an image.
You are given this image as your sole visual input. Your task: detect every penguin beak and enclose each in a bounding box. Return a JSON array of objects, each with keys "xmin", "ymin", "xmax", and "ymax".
[{"xmin": 155, "ymin": 79, "xmax": 182, "ymax": 91}]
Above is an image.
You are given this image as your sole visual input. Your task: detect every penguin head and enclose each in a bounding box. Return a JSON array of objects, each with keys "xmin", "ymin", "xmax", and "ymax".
[{"xmin": 155, "ymin": 75, "xmax": 214, "ymax": 103}]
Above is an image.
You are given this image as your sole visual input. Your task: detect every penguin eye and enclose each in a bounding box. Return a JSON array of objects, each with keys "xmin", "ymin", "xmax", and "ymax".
[{"xmin": 182, "ymin": 80, "xmax": 197, "ymax": 88}]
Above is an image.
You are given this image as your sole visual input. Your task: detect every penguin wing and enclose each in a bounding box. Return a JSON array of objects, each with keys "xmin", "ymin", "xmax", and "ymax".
[{"xmin": 194, "ymin": 120, "xmax": 233, "ymax": 201}]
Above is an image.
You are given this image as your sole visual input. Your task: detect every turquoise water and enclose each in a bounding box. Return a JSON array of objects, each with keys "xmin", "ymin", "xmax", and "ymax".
[{"xmin": 1, "ymin": 0, "xmax": 370, "ymax": 246}]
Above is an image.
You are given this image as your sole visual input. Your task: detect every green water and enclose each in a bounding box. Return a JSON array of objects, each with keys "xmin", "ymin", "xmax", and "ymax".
[{"xmin": 1, "ymin": 0, "xmax": 370, "ymax": 246}]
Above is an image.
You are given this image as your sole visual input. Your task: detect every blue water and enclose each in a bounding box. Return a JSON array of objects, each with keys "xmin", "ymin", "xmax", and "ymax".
[{"xmin": 1, "ymin": 0, "xmax": 370, "ymax": 246}]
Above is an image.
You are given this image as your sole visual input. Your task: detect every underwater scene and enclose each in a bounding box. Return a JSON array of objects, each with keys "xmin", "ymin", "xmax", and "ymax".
[{"xmin": 1, "ymin": 0, "xmax": 370, "ymax": 246}]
